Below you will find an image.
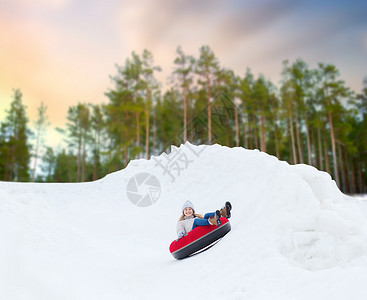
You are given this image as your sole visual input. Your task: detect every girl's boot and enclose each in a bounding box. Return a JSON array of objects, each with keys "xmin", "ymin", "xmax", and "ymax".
[
  {"xmin": 208, "ymin": 210, "xmax": 221, "ymax": 226},
  {"xmin": 220, "ymin": 201, "xmax": 232, "ymax": 218}
]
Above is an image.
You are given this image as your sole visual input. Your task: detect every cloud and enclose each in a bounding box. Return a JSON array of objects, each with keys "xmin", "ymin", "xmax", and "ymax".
[
  {"xmin": 0, "ymin": 15, "xmax": 114, "ymax": 126},
  {"xmin": 1, "ymin": 0, "xmax": 366, "ymax": 138},
  {"xmin": 2, "ymin": 0, "xmax": 72, "ymax": 11}
]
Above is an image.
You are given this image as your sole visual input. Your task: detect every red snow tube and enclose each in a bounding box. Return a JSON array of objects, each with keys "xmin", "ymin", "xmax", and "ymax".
[{"xmin": 169, "ymin": 217, "xmax": 231, "ymax": 259}]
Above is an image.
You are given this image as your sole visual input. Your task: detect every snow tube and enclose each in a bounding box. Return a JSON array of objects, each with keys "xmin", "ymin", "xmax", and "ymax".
[{"xmin": 169, "ymin": 217, "xmax": 231, "ymax": 259}]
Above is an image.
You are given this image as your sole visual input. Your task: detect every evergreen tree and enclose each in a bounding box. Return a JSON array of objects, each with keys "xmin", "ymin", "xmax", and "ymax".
[
  {"xmin": 53, "ymin": 149, "xmax": 77, "ymax": 182},
  {"xmin": 155, "ymin": 88, "xmax": 183, "ymax": 151},
  {"xmin": 316, "ymin": 63, "xmax": 351, "ymax": 186},
  {"xmin": 173, "ymin": 46, "xmax": 195, "ymax": 143},
  {"xmin": 62, "ymin": 103, "xmax": 90, "ymax": 182},
  {"xmin": 31, "ymin": 101, "xmax": 50, "ymax": 181},
  {"xmin": 1, "ymin": 89, "xmax": 31, "ymax": 181},
  {"xmin": 238, "ymin": 69, "xmax": 255, "ymax": 149},
  {"xmin": 349, "ymin": 78, "xmax": 367, "ymax": 192},
  {"xmin": 141, "ymin": 49, "xmax": 161, "ymax": 159},
  {"xmin": 280, "ymin": 60, "xmax": 297, "ymax": 164},
  {"xmin": 196, "ymin": 45, "xmax": 220, "ymax": 144},
  {"xmin": 41, "ymin": 146, "xmax": 56, "ymax": 182},
  {"xmin": 252, "ymin": 75, "xmax": 270, "ymax": 152},
  {"xmin": 90, "ymin": 104, "xmax": 104, "ymax": 180}
]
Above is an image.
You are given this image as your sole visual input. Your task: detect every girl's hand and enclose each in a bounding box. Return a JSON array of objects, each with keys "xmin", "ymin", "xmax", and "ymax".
[{"xmin": 177, "ymin": 229, "xmax": 186, "ymax": 240}]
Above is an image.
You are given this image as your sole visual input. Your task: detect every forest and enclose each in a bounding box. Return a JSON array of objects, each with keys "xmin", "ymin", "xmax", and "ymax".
[{"xmin": 0, "ymin": 45, "xmax": 366, "ymax": 194}]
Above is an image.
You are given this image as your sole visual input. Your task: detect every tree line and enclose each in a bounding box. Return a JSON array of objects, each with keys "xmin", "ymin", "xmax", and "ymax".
[{"xmin": 0, "ymin": 45, "xmax": 366, "ymax": 194}]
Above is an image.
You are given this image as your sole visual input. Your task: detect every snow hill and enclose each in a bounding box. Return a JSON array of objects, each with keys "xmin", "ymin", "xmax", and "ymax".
[{"xmin": 1, "ymin": 143, "xmax": 367, "ymax": 300}]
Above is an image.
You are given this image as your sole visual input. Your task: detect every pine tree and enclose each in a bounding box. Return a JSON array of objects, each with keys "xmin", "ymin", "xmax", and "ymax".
[
  {"xmin": 280, "ymin": 60, "xmax": 297, "ymax": 164},
  {"xmin": 238, "ymin": 69, "xmax": 255, "ymax": 149},
  {"xmin": 173, "ymin": 46, "xmax": 195, "ymax": 143},
  {"xmin": 53, "ymin": 149, "xmax": 77, "ymax": 182},
  {"xmin": 90, "ymin": 104, "xmax": 104, "ymax": 180},
  {"xmin": 252, "ymin": 75, "xmax": 270, "ymax": 152},
  {"xmin": 63, "ymin": 103, "xmax": 90, "ymax": 182},
  {"xmin": 2, "ymin": 89, "xmax": 31, "ymax": 181},
  {"xmin": 141, "ymin": 49, "xmax": 161, "ymax": 159},
  {"xmin": 129, "ymin": 52, "xmax": 144, "ymax": 155},
  {"xmin": 155, "ymin": 88, "xmax": 183, "ymax": 151},
  {"xmin": 31, "ymin": 101, "xmax": 49, "ymax": 181},
  {"xmin": 316, "ymin": 64, "xmax": 350, "ymax": 186},
  {"xmin": 196, "ymin": 45, "xmax": 220, "ymax": 144},
  {"xmin": 41, "ymin": 146, "xmax": 56, "ymax": 182}
]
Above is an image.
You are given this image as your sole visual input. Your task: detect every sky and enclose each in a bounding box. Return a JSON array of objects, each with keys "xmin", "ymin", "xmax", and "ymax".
[{"xmin": 0, "ymin": 0, "xmax": 366, "ymax": 148}]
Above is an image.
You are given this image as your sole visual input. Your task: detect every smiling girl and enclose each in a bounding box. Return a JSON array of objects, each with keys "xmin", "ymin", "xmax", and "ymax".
[{"xmin": 176, "ymin": 200, "xmax": 232, "ymax": 240}]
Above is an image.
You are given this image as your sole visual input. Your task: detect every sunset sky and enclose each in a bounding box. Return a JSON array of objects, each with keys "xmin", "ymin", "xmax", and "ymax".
[{"xmin": 1, "ymin": 0, "xmax": 366, "ymax": 148}]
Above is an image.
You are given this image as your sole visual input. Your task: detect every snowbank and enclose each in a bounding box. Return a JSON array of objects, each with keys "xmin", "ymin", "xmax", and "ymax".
[{"xmin": 1, "ymin": 143, "xmax": 367, "ymax": 300}]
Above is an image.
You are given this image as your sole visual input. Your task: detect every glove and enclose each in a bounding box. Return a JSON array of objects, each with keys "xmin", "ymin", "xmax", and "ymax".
[{"xmin": 177, "ymin": 229, "xmax": 186, "ymax": 240}]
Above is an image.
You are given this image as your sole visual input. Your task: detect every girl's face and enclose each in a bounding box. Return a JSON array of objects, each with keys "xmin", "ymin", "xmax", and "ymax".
[{"xmin": 183, "ymin": 207, "xmax": 194, "ymax": 217}]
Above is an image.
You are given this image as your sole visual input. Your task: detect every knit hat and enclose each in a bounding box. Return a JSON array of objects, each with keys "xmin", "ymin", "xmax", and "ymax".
[{"xmin": 182, "ymin": 200, "xmax": 195, "ymax": 212}]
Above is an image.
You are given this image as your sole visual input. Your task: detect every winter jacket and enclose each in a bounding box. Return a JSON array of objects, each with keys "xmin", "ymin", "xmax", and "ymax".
[{"xmin": 176, "ymin": 215, "xmax": 195, "ymax": 235}]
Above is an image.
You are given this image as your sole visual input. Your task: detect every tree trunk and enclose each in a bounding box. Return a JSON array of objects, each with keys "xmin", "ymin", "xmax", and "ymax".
[
  {"xmin": 124, "ymin": 111, "xmax": 129, "ymax": 168},
  {"xmin": 288, "ymin": 139, "xmax": 293, "ymax": 164},
  {"xmin": 4, "ymin": 146, "xmax": 10, "ymax": 181},
  {"xmin": 273, "ymin": 119, "xmax": 280, "ymax": 159},
  {"xmin": 136, "ymin": 111, "xmax": 140, "ymax": 155},
  {"xmin": 226, "ymin": 123, "xmax": 230, "ymax": 146},
  {"xmin": 260, "ymin": 113, "xmax": 266, "ymax": 152},
  {"xmin": 68, "ymin": 153, "xmax": 73, "ymax": 182},
  {"xmin": 134, "ymin": 88, "xmax": 140, "ymax": 157},
  {"xmin": 323, "ymin": 134, "xmax": 330, "ymax": 174},
  {"xmin": 325, "ymin": 87, "xmax": 340, "ymax": 186},
  {"xmin": 288, "ymin": 110, "xmax": 297, "ymax": 164},
  {"xmin": 82, "ymin": 135, "xmax": 86, "ymax": 182},
  {"xmin": 357, "ymin": 155, "xmax": 364, "ymax": 193},
  {"xmin": 337, "ymin": 142, "xmax": 345, "ymax": 192},
  {"xmin": 270, "ymin": 110, "xmax": 279, "ymax": 158},
  {"xmin": 295, "ymin": 110, "xmax": 303, "ymax": 164},
  {"xmin": 328, "ymin": 108, "xmax": 339, "ymax": 186},
  {"xmin": 253, "ymin": 113, "xmax": 259, "ymax": 150},
  {"xmin": 93, "ymin": 148, "xmax": 97, "ymax": 181},
  {"xmin": 310, "ymin": 127, "xmax": 316, "ymax": 166},
  {"xmin": 206, "ymin": 72, "xmax": 212, "ymax": 144},
  {"xmin": 183, "ymin": 81, "xmax": 187, "ymax": 143},
  {"xmin": 342, "ymin": 148, "xmax": 351, "ymax": 193},
  {"xmin": 243, "ymin": 113, "xmax": 247, "ymax": 149},
  {"xmin": 32, "ymin": 126, "xmax": 41, "ymax": 182},
  {"xmin": 11, "ymin": 143, "xmax": 16, "ymax": 180},
  {"xmin": 77, "ymin": 133, "xmax": 81, "ymax": 182},
  {"xmin": 93, "ymin": 129, "xmax": 100, "ymax": 181},
  {"xmin": 188, "ymin": 96, "xmax": 194, "ymax": 142},
  {"xmin": 347, "ymin": 155, "xmax": 356, "ymax": 194},
  {"xmin": 248, "ymin": 113, "xmax": 252, "ymax": 149},
  {"xmin": 235, "ymin": 105, "xmax": 239, "ymax": 147},
  {"xmin": 145, "ymin": 88, "xmax": 150, "ymax": 159},
  {"xmin": 151, "ymin": 108, "xmax": 155, "ymax": 153},
  {"xmin": 304, "ymin": 113, "xmax": 312, "ymax": 165},
  {"xmin": 317, "ymin": 126, "xmax": 323, "ymax": 170}
]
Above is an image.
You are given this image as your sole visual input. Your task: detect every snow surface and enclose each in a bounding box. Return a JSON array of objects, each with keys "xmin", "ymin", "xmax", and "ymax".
[{"xmin": 1, "ymin": 143, "xmax": 367, "ymax": 300}]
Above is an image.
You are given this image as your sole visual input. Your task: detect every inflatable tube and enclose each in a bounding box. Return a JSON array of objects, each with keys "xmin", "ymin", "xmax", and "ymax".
[{"xmin": 169, "ymin": 217, "xmax": 231, "ymax": 259}]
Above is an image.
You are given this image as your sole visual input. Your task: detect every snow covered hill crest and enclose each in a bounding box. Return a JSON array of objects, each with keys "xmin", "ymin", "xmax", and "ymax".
[
  {"xmin": 1, "ymin": 142, "xmax": 367, "ymax": 300},
  {"xmin": 125, "ymin": 142, "xmax": 367, "ymax": 271}
]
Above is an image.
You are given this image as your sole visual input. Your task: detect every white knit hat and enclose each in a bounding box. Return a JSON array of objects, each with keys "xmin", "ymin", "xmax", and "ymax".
[{"xmin": 182, "ymin": 200, "xmax": 195, "ymax": 212}]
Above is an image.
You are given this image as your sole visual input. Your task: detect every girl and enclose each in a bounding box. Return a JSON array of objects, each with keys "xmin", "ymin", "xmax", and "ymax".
[{"xmin": 176, "ymin": 200, "xmax": 232, "ymax": 240}]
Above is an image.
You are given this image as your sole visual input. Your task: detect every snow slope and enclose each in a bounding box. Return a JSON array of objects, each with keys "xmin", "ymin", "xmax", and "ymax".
[{"xmin": 1, "ymin": 143, "xmax": 367, "ymax": 300}]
